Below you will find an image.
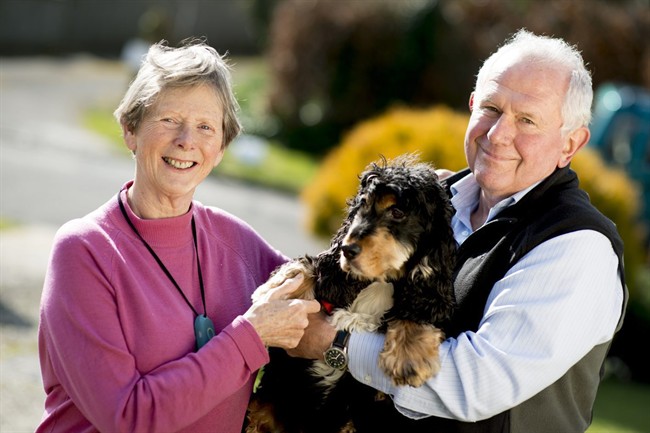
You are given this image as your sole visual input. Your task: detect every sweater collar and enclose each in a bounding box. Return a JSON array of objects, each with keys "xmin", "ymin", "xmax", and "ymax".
[{"xmin": 118, "ymin": 181, "xmax": 194, "ymax": 248}]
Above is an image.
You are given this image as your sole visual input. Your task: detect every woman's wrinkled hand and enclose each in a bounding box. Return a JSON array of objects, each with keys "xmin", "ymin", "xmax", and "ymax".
[{"xmin": 244, "ymin": 275, "xmax": 321, "ymax": 349}]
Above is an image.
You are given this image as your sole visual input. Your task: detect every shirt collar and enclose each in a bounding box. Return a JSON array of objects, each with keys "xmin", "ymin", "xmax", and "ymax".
[{"xmin": 449, "ymin": 172, "xmax": 541, "ymax": 243}]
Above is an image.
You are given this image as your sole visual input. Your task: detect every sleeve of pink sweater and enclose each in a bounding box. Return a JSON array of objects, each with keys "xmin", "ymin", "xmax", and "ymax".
[{"xmin": 38, "ymin": 204, "xmax": 287, "ymax": 432}]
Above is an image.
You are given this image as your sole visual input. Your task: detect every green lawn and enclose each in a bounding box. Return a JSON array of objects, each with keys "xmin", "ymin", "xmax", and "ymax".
[{"xmin": 588, "ymin": 378, "xmax": 650, "ymax": 432}]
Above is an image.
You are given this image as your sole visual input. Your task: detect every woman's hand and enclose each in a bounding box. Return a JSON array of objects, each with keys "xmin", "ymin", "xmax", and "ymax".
[{"xmin": 244, "ymin": 275, "xmax": 321, "ymax": 349}]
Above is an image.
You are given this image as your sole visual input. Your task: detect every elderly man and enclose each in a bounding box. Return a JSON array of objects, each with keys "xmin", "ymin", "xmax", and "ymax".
[{"xmin": 293, "ymin": 29, "xmax": 627, "ymax": 433}]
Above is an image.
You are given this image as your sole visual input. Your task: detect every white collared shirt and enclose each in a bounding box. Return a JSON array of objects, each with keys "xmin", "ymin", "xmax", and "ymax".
[
  {"xmin": 347, "ymin": 173, "xmax": 624, "ymax": 421},
  {"xmin": 449, "ymin": 174, "xmax": 539, "ymax": 244}
]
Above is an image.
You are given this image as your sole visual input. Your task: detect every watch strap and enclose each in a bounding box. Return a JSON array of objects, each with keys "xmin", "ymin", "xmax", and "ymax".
[{"xmin": 332, "ymin": 329, "xmax": 350, "ymax": 350}]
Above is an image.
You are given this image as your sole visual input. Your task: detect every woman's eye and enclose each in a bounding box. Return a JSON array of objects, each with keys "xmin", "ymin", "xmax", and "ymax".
[{"xmin": 160, "ymin": 118, "xmax": 178, "ymax": 126}]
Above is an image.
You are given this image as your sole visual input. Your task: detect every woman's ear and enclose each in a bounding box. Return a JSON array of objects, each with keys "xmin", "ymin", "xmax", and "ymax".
[
  {"xmin": 122, "ymin": 123, "xmax": 137, "ymax": 154},
  {"xmin": 558, "ymin": 126, "xmax": 590, "ymax": 168}
]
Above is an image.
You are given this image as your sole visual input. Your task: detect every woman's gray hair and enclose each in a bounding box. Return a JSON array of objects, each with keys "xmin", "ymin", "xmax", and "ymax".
[
  {"xmin": 475, "ymin": 29, "xmax": 593, "ymax": 134},
  {"xmin": 114, "ymin": 39, "xmax": 242, "ymax": 147}
]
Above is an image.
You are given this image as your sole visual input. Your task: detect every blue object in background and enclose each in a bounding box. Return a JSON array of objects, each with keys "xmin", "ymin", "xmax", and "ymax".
[{"xmin": 589, "ymin": 82, "xmax": 650, "ymax": 231}]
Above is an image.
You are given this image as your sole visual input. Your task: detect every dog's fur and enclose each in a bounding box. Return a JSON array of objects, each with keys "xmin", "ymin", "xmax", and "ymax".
[{"xmin": 245, "ymin": 154, "xmax": 456, "ymax": 433}]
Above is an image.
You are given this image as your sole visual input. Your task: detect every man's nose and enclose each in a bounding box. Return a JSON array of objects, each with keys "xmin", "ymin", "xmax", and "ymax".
[{"xmin": 487, "ymin": 115, "xmax": 515, "ymax": 145}]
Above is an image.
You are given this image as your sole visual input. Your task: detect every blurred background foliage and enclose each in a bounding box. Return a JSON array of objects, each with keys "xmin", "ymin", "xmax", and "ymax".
[{"xmin": 253, "ymin": 0, "xmax": 650, "ymax": 155}]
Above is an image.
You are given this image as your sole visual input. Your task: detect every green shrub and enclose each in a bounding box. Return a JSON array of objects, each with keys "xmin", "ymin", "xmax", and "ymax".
[{"xmin": 302, "ymin": 105, "xmax": 647, "ymax": 308}]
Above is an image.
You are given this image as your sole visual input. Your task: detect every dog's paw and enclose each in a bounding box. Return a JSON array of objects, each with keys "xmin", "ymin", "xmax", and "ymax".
[{"xmin": 379, "ymin": 320, "xmax": 444, "ymax": 387}]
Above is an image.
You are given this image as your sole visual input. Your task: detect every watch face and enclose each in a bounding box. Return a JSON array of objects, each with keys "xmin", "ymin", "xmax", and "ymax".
[{"xmin": 324, "ymin": 347, "xmax": 347, "ymax": 370}]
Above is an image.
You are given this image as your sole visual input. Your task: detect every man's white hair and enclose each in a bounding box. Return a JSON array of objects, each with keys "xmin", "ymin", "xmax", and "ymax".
[{"xmin": 475, "ymin": 29, "xmax": 593, "ymax": 134}]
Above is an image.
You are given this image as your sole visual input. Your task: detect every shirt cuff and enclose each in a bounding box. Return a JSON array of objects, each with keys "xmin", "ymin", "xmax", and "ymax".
[{"xmin": 348, "ymin": 331, "xmax": 393, "ymax": 393}]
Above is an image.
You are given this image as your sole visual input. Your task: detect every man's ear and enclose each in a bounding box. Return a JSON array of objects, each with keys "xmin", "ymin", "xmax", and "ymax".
[
  {"xmin": 558, "ymin": 126, "xmax": 590, "ymax": 168},
  {"xmin": 122, "ymin": 123, "xmax": 136, "ymax": 153},
  {"xmin": 468, "ymin": 92, "xmax": 475, "ymax": 112}
]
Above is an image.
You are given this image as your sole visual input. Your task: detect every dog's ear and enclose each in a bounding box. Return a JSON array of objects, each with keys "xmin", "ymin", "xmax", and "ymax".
[
  {"xmin": 425, "ymin": 179, "xmax": 456, "ymax": 270},
  {"xmin": 409, "ymin": 173, "xmax": 456, "ymax": 319}
]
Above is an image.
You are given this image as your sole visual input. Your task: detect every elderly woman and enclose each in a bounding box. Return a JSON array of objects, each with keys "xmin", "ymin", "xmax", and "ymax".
[{"xmin": 37, "ymin": 40, "xmax": 319, "ymax": 433}]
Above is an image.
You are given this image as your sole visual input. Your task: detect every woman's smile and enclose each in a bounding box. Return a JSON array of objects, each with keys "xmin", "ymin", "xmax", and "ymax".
[{"xmin": 162, "ymin": 156, "xmax": 197, "ymax": 170}]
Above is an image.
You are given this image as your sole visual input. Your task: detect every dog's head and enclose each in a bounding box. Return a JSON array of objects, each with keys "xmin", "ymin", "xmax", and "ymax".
[{"xmin": 336, "ymin": 154, "xmax": 455, "ymax": 283}]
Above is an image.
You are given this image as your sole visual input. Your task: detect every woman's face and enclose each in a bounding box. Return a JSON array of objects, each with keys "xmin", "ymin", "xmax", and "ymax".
[{"xmin": 124, "ymin": 84, "xmax": 225, "ymax": 211}]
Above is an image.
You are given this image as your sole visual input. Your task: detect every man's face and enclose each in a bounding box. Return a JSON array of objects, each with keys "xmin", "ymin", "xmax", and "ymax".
[{"xmin": 464, "ymin": 58, "xmax": 587, "ymax": 205}]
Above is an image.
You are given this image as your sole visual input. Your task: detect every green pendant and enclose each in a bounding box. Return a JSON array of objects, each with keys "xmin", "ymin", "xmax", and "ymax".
[{"xmin": 194, "ymin": 314, "xmax": 215, "ymax": 350}]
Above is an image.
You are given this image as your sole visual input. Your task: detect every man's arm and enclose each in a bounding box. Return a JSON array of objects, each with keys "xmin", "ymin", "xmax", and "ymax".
[{"xmin": 348, "ymin": 230, "xmax": 623, "ymax": 421}]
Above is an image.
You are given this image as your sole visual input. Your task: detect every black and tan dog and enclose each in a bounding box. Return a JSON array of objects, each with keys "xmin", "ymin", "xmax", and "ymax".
[{"xmin": 246, "ymin": 154, "xmax": 456, "ymax": 433}]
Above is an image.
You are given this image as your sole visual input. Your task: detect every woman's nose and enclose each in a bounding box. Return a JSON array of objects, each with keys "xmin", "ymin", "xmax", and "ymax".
[{"xmin": 174, "ymin": 124, "xmax": 195, "ymax": 149}]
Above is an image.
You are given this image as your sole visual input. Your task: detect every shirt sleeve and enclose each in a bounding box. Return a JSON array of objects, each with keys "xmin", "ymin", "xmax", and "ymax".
[{"xmin": 347, "ymin": 230, "xmax": 624, "ymax": 421}]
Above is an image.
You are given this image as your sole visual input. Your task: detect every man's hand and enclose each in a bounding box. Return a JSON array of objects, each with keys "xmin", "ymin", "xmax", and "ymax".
[
  {"xmin": 435, "ymin": 168, "xmax": 456, "ymax": 180},
  {"xmin": 286, "ymin": 310, "xmax": 337, "ymax": 360}
]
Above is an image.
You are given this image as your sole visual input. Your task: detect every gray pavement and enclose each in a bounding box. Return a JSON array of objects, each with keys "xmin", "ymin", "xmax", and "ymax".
[{"xmin": 0, "ymin": 56, "xmax": 324, "ymax": 432}]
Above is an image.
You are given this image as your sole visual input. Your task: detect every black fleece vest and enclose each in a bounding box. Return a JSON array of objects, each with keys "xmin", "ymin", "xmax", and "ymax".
[{"xmin": 350, "ymin": 166, "xmax": 627, "ymax": 433}]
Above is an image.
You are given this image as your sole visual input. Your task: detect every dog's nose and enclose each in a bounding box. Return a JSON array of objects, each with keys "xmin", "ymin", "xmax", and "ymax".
[{"xmin": 342, "ymin": 243, "xmax": 361, "ymax": 260}]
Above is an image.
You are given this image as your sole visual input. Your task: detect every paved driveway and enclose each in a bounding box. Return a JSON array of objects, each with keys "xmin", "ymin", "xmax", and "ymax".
[{"xmin": 0, "ymin": 57, "xmax": 324, "ymax": 432}]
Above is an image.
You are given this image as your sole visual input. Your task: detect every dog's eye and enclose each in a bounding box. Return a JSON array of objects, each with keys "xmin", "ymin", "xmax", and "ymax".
[{"xmin": 390, "ymin": 207, "xmax": 405, "ymax": 220}]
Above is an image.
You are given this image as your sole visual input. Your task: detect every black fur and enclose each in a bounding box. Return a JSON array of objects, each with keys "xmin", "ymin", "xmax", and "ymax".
[{"xmin": 246, "ymin": 154, "xmax": 456, "ymax": 433}]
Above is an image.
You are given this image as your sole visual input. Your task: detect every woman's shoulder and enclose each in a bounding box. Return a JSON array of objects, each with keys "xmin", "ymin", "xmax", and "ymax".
[
  {"xmin": 192, "ymin": 201, "xmax": 286, "ymax": 263},
  {"xmin": 53, "ymin": 196, "xmax": 124, "ymax": 250},
  {"xmin": 193, "ymin": 201, "xmax": 258, "ymax": 237}
]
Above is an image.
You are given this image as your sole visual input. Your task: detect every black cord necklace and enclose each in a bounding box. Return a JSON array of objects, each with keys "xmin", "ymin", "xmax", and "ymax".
[{"xmin": 117, "ymin": 192, "xmax": 215, "ymax": 351}]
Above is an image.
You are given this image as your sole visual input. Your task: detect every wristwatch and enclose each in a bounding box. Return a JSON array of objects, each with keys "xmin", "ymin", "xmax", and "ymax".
[{"xmin": 323, "ymin": 329, "xmax": 350, "ymax": 370}]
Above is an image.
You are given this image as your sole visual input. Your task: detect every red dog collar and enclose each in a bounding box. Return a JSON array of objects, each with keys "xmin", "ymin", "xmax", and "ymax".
[{"xmin": 320, "ymin": 300, "xmax": 335, "ymax": 315}]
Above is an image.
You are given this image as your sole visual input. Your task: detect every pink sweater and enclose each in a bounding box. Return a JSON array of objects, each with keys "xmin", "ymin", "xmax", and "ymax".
[{"xmin": 37, "ymin": 184, "xmax": 286, "ymax": 432}]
